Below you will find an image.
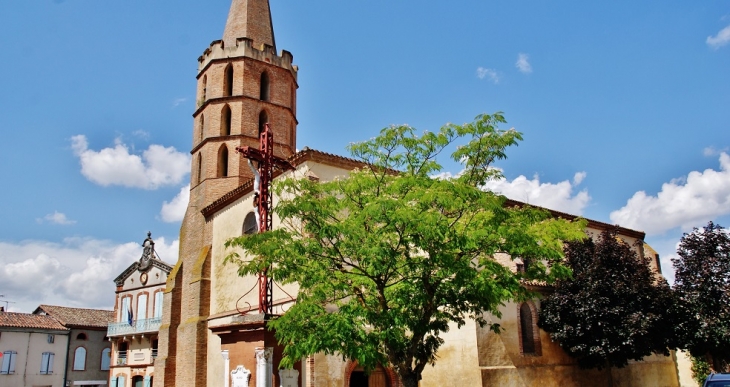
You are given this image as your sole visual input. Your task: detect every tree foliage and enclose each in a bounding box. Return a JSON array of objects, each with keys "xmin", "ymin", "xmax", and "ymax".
[
  {"xmin": 225, "ymin": 113, "xmax": 586, "ymax": 387},
  {"xmin": 538, "ymin": 228, "xmax": 673, "ymax": 369},
  {"xmin": 672, "ymin": 221, "xmax": 730, "ymax": 372}
]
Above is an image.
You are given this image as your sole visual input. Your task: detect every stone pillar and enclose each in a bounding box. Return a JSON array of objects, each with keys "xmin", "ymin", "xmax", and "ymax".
[
  {"xmin": 222, "ymin": 350, "xmax": 230, "ymax": 387},
  {"xmin": 279, "ymin": 369, "xmax": 299, "ymax": 387},
  {"xmin": 255, "ymin": 347, "xmax": 273, "ymax": 387}
]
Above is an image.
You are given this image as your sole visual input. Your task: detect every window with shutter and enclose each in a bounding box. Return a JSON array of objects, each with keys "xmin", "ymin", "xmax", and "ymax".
[
  {"xmin": 40, "ymin": 352, "xmax": 54, "ymax": 374},
  {"xmin": 1, "ymin": 351, "xmax": 16, "ymax": 374}
]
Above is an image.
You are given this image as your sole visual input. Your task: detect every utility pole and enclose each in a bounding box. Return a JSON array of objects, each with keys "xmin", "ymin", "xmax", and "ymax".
[{"xmin": 236, "ymin": 123, "xmax": 295, "ymax": 314}]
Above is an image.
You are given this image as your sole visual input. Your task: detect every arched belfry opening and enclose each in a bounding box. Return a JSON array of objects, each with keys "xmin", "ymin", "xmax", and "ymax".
[
  {"xmin": 224, "ymin": 64, "xmax": 234, "ymax": 97},
  {"xmin": 202, "ymin": 75, "xmax": 207, "ymax": 101},
  {"xmin": 196, "ymin": 153, "xmax": 202, "ymax": 185},
  {"xmin": 258, "ymin": 110, "xmax": 268, "ymax": 136},
  {"xmin": 260, "ymin": 72, "xmax": 270, "ymax": 101},
  {"xmin": 199, "ymin": 114, "xmax": 205, "ymax": 142},
  {"xmin": 217, "ymin": 145, "xmax": 229, "ymax": 178},
  {"xmin": 221, "ymin": 105, "xmax": 232, "ymax": 136}
]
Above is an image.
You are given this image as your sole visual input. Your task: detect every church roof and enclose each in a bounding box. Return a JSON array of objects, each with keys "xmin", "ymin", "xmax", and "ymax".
[
  {"xmin": 201, "ymin": 148, "xmax": 373, "ymax": 217},
  {"xmin": 201, "ymin": 148, "xmax": 646, "ymax": 239},
  {"xmin": 32, "ymin": 305, "xmax": 114, "ymax": 329},
  {"xmin": 222, "ymin": 0, "xmax": 276, "ymax": 50},
  {"xmin": 0, "ymin": 311, "xmax": 68, "ymax": 331}
]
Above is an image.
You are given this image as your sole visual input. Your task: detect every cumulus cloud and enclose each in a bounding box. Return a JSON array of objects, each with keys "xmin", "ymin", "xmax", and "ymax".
[
  {"xmin": 610, "ymin": 152, "xmax": 730, "ymax": 235},
  {"xmin": 704, "ymin": 146, "xmax": 728, "ymax": 157},
  {"xmin": 71, "ymin": 135, "xmax": 190, "ymax": 190},
  {"xmin": 483, "ymin": 171, "xmax": 591, "ymax": 215},
  {"xmin": 161, "ymin": 185, "xmax": 190, "ymax": 223},
  {"xmin": 516, "ymin": 53, "xmax": 532, "ymax": 74},
  {"xmin": 37, "ymin": 211, "xmax": 76, "ymax": 225},
  {"xmin": 0, "ymin": 236, "xmax": 178, "ymax": 313},
  {"xmin": 476, "ymin": 67, "xmax": 500, "ymax": 83},
  {"xmin": 707, "ymin": 25, "xmax": 730, "ymax": 49}
]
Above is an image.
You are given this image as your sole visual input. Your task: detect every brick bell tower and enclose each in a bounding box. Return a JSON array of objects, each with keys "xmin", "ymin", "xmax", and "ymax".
[{"xmin": 155, "ymin": 1, "xmax": 298, "ymax": 386}]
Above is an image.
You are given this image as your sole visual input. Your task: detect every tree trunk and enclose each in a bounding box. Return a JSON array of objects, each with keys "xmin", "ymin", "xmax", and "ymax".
[
  {"xmin": 606, "ymin": 364, "xmax": 614, "ymax": 387},
  {"xmin": 398, "ymin": 371, "xmax": 419, "ymax": 387}
]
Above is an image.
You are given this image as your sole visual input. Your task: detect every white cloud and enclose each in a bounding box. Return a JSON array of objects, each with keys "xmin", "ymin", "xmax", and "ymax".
[
  {"xmin": 483, "ymin": 171, "xmax": 591, "ymax": 215},
  {"xmin": 704, "ymin": 146, "xmax": 728, "ymax": 157},
  {"xmin": 707, "ymin": 25, "xmax": 730, "ymax": 49},
  {"xmin": 610, "ymin": 152, "xmax": 730, "ymax": 235},
  {"xmin": 161, "ymin": 185, "xmax": 190, "ymax": 223},
  {"xmin": 476, "ymin": 67, "xmax": 500, "ymax": 83},
  {"xmin": 172, "ymin": 97, "xmax": 188, "ymax": 108},
  {"xmin": 132, "ymin": 130, "xmax": 151, "ymax": 141},
  {"xmin": 516, "ymin": 53, "xmax": 532, "ymax": 74},
  {"xmin": 0, "ymin": 236, "xmax": 178, "ymax": 313},
  {"xmin": 37, "ymin": 211, "xmax": 76, "ymax": 225},
  {"xmin": 71, "ymin": 135, "xmax": 190, "ymax": 190}
]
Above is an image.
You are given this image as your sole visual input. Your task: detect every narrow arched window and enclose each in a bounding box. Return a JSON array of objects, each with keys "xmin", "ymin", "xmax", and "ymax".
[
  {"xmin": 258, "ymin": 110, "xmax": 268, "ymax": 136},
  {"xmin": 519, "ymin": 302, "xmax": 541, "ymax": 355},
  {"xmin": 224, "ymin": 64, "xmax": 233, "ymax": 97},
  {"xmin": 100, "ymin": 348, "xmax": 111, "ymax": 371},
  {"xmin": 196, "ymin": 153, "xmax": 203, "ymax": 185},
  {"xmin": 201, "ymin": 75, "xmax": 207, "ymax": 101},
  {"xmin": 199, "ymin": 114, "xmax": 205, "ymax": 142},
  {"xmin": 260, "ymin": 72, "xmax": 270, "ymax": 101},
  {"xmin": 243, "ymin": 212, "xmax": 257, "ymax": 235},
  {"xmin": 73, "ymin": 347, "xmax": 86, "ymax": 371},
  {"xmin": 221, "ymin": 105, "xmax": 232, "ymax": 136},
  {"xmin": 218, "ymin": 146, "xmax": 229, "ymax": 178}
]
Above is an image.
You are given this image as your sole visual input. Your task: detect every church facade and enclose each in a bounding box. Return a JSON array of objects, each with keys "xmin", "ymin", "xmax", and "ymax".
[{"xmin": 156, "ymin": 1, "xmax": 684, "ymax": 386}]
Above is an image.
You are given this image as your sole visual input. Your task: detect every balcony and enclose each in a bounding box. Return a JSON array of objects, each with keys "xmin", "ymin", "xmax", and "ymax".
[{"xmin": 107, "ymin": 317, "xmax": 162, "ymax": 337}]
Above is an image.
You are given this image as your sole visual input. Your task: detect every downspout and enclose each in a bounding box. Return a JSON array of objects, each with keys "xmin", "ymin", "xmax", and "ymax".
[
  {"xmin": 63, "ymin": 331, "xmax": 71, "ymax": 387},
  {"xmin": 23, "ymin": 332, "xmax": 30, "ymax": 387}
]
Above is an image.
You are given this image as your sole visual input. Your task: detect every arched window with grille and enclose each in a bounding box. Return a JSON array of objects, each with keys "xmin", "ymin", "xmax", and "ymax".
[
  {"xmin": 242, "ymin": 211, "xmax": 257, "ymax": 235},
  {"xmin": 519, "ymin": 302, "xmax": 542, "ymax": 356}
]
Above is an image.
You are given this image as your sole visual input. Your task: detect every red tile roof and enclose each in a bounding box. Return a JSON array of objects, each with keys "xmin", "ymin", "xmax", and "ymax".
[
  {"xmin": 0, "ymin": 312, "xmax": 68, "ymax": 331},
  {"xmin": 34, "ymin": 305, "xmax": 114, "ymax": 328}
]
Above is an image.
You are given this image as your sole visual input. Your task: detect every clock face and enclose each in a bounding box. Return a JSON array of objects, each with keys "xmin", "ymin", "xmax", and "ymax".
[{"xmin": 140, "ymin": 273, "xmax": 148, "ymax": 285}]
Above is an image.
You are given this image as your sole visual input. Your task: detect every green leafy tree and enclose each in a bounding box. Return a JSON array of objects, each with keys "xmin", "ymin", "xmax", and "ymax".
[
  {"xmin": 538, "ymin": 228, "xmax": 674, "ymax": 371},
  {"xmin": 672, "ymin": 221, "xmax": 730, "ymax": 372},
  {"xmin": 225, "ymin": 113, "xmax": 586, "ymax": 387}
]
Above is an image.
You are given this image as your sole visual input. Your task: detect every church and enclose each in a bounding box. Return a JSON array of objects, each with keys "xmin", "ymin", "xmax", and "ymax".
[{"xmin": 155, "ymin": 1, "xmax": 684, "ymax": 386}]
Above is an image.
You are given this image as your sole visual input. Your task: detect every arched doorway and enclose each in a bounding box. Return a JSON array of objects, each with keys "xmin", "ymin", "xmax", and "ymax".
[
  {"xmin": 348, "ymin": 364, "xmax": 391, "ymax": 387},
  {"xmin": 132, "ymin": 375, "xmax": 144, "ymax": 387}
]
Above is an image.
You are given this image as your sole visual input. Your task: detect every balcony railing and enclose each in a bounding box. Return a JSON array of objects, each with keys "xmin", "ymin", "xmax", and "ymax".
[{"xmin": 107, "ymin": 317, "xmax": 162, "ymax": 336}]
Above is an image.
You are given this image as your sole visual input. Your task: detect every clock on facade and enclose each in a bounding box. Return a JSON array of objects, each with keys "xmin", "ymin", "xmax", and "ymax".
[{"xmin": 140, "ymin": 272, "xmax": 148, "ymax": 285}]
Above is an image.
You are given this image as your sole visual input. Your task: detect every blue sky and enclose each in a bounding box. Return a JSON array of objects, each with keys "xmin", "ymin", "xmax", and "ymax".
[{"xmin": 0, "ymin": 0, "xmax": 728, "ymax": 312}]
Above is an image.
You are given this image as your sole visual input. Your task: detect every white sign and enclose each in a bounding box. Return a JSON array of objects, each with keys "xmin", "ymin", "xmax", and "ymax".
[
  {"xmin": 279, "ymin": 369, "xmax": 299, "ymax": 387},
  {"xmin": 231, "ymin": 365, "xmax": 252, "ymax": 387}
]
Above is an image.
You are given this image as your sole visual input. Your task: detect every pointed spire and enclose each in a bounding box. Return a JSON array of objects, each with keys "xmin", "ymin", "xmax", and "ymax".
[{"xmin": 222, "ymin": 0, "xmax": 276, "ymax": 50}]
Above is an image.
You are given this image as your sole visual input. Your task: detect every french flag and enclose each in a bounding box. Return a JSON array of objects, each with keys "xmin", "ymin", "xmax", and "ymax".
[{"xmin": 127, "ymin": 305, "xmax": 134, "ymax": 326}]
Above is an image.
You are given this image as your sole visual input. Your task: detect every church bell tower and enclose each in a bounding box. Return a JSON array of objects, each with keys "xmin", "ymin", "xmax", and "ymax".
[{"xmin": 156, "ymin": 1, "xmax": 298, "ymax": 386}]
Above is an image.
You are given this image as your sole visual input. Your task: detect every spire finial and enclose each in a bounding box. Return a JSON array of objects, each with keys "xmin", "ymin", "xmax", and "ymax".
[{"xmin": 222, "ymin": 0, "xmax": 276, "ymax": 50}]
